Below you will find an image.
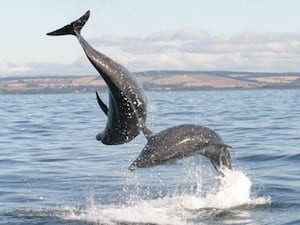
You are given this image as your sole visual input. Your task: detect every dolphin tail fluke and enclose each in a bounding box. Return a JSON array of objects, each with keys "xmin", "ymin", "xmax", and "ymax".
[
  {"xmin": 206, "ymin": 144, "xmax": 232, "ymax": 175},
  {"xmin": 46, "ymin": 10, "xmax": 90, "ymax": 36},
  {"xmin": 96, "ymin": 91, "xmax": 109, "ymax": 116}
]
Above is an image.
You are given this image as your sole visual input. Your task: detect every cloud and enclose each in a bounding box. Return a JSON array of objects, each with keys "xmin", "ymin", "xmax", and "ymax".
[
  {"xmin": 91, "ymin": 29, "xmax": 300, "ymax": 55},
  {"xmin": 146, "ymin": 29, "xmax": 209, "ymax": 42},
  {"xmin": 0, "ymin": 61, "xmax": 31, "ymax": 74},
  {"xmin": 2, "ymin": 28, "xmax": 300, "ymax": 77},
  {"xmin": 0, "ymin": 58, "xmax": 95, "ymax": 77}
]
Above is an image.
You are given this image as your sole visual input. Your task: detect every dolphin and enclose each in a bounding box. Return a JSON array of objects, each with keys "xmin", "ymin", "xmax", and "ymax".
[
  {"xmin": 130, "ymin": 124, "xmax": 232, "ymax": 174},
  {"xmin": 47, "ymin": 10, "xmax": 147, "ymax": 145}
]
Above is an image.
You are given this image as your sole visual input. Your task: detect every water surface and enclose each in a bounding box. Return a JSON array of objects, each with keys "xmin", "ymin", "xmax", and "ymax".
[{"xmin": 0, "ymin": 90, "xmax": 299, "ymax": 224}]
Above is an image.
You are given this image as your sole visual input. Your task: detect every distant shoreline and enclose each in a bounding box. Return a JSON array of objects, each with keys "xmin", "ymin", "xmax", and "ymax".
[{"xmin": 1, "ymin": 70, "xmax": 300, "ymax": 95}]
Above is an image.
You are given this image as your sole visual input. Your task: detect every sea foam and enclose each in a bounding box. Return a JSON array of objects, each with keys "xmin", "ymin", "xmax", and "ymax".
[{"xmin": 61, "ymin": 169, "xmax": 270, "ymax": 225}]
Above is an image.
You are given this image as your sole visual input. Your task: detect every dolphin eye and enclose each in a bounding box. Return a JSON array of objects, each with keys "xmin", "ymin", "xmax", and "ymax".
[{"xmin": 150, "ymin": 154, "xmax": 157, "ymax": 162}]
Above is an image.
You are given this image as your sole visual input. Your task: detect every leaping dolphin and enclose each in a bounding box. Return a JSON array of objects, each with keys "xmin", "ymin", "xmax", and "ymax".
[
  {"xmin": 47, "ymin": 11, "xmax": 233, "ymax": 174},
  {"xmin": 130, "ymin": 124, "xmax": 232, "ymax": 175},
  {"xmin": 47, "ymin": 11, "xmax": 147, "ymax": 145}
]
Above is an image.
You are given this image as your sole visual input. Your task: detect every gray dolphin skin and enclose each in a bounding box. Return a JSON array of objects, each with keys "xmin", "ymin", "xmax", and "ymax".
[
  {"xmin": 129, "ymin": 124, "xmax": 232, "ymax": 174},
  {"xmin": 46, "ymin": 11, "xmax": 233, "ymax": 174},
  {"xmin": 47, "ymin": 11, "xmax": 147, "ymax": 145}
]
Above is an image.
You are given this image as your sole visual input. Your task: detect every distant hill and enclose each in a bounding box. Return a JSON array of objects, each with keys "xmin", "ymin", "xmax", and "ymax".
[{"xmin": 1, "ymin": 70, "xmax": 300, "ymax": 94}]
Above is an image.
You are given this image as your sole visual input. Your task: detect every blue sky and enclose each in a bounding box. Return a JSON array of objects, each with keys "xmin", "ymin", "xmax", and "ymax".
[{"xmin": 2, "ymin": 0, "xmax": 300, "ymax": 77}]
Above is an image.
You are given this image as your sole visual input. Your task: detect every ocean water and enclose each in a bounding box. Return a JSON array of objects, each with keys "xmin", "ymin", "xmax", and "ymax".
[{"xmin": 0, "ymin": 90, "xmax": 299, "ymax": 225}]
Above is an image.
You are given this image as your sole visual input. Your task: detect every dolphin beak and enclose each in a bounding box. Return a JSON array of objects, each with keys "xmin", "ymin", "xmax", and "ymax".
[
  {"xmin": 128, "ymin": 162, "xmax": 138, "ymax": 171},
  {"xmin": 96, "ymin": 132, "xmax": 103, "ymax": 141}
]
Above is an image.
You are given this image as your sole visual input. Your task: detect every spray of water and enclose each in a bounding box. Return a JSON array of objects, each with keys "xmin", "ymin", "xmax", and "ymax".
[{"xmin": 60, "ymin": 167, "xmax": 271, "ymax": 225}]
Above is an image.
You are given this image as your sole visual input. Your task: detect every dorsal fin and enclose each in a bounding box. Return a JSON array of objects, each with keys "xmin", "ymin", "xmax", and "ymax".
[
  {"xmin": 95, "ymin": 91, "xmax": 108, "ymax": 116},
  {"xmin": 210, "ymin": 140, "xmax": 232, "ymax": 149}
]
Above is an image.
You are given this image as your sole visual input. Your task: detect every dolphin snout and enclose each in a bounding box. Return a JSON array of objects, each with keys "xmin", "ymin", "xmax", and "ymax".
[
  {"xmin": 96, "ymin": 132, "xmax": 103, "ymax": 141},
  {"xmin": 128, "ymin": 162, "xmax": 138, "ymax": 171}
]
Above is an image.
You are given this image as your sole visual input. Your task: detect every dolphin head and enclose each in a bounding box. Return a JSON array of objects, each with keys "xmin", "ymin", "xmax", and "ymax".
[
  {"xmin": 128, "ymin": 153, "xmax": 153, "ymax": 171},
  {"xmin": 128, "ymin": 140, "xmax": 161, "ymax": 170}
]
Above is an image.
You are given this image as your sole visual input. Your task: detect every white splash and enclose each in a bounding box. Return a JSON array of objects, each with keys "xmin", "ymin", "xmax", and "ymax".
[
  {"xmin": 62, "ymin": 201, "xmax": 187, "ymax": 225},
  {"xmin": 60, "ymin": 169, "xmax": 271, "ymax": 225},
  {"xmin": 206, "ymin": 169, "xmax": 253, "ymax": 208},
  {"xmin": 178, "ymin": 169, "xmax": 270, "ymax": 210}
]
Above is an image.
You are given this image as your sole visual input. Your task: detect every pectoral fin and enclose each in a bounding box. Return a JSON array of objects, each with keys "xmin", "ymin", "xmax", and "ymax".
[{"xmin": 96, "ymin": 91, "xmax": 108, "ymax": 116}]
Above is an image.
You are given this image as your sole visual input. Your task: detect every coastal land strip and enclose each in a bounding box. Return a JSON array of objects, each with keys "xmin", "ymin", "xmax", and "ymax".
[{"xmin": 1, "ymin": 71, "xmax": 300, "ymax": 94}]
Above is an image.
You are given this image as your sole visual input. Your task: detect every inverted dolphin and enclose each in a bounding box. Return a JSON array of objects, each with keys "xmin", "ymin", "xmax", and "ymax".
[
  {"xmin": 130, "ymin": 124, "xmax": 232, "ymax": 174},
  {"xmin": 47, "ymin": 11, "xmax": 147, "ymax": 145}
]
